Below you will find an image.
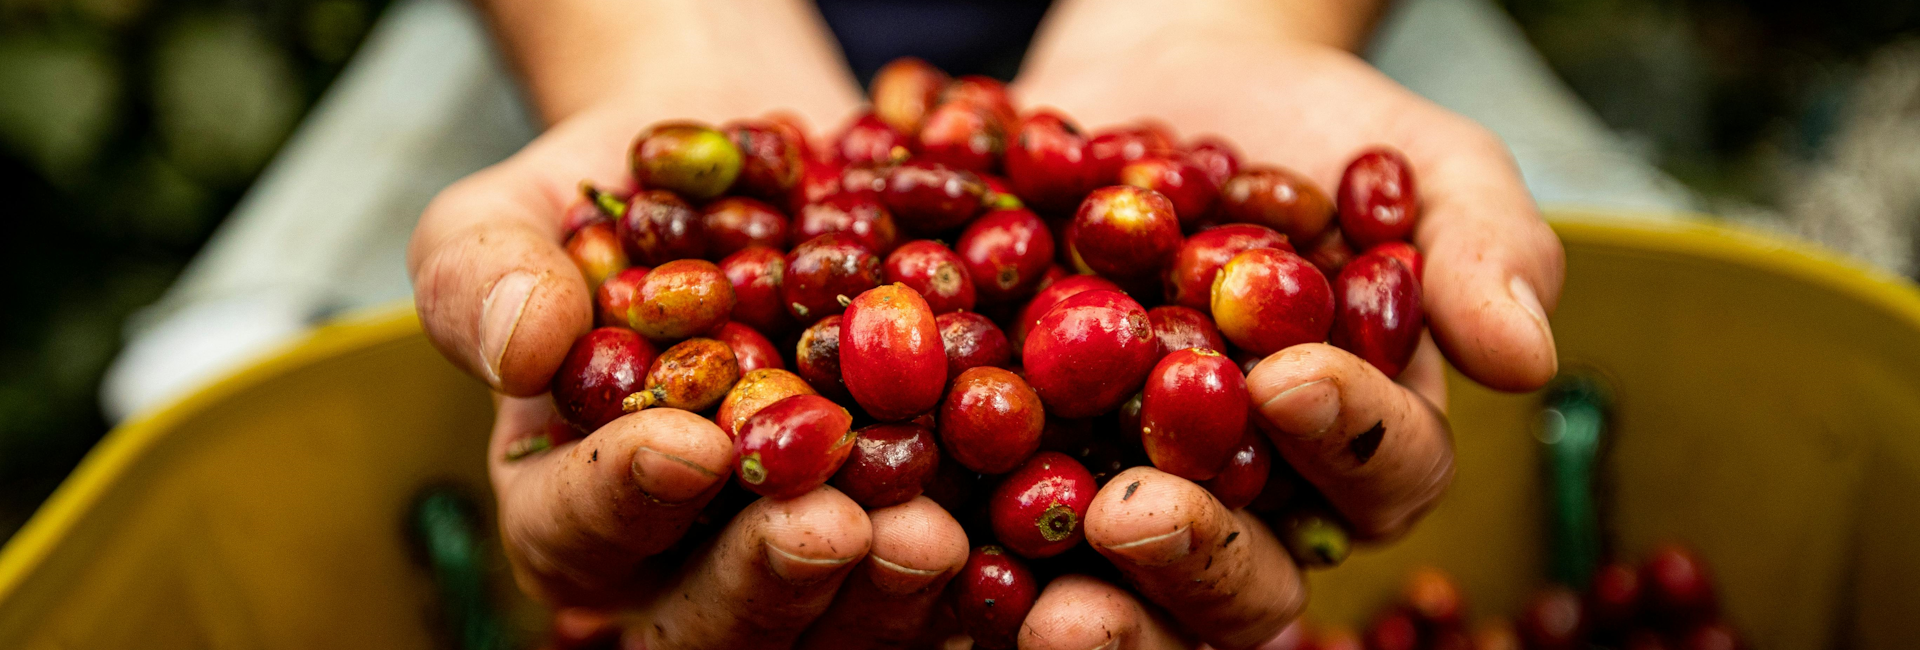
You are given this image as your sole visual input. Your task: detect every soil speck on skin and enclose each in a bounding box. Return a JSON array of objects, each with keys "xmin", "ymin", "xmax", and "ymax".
[
  {"xmin": 1351, "ymin": 421, "xmax": 1386, "ymax": 463},
  {"xmin": 1123, "ymin": 481, "xmax": 1140, "ymax": 501},
  {"xmin": 591, "ymin": 449, "xmax": 598, "ymax": 462},
  {"xmin": 1222, "ymin": 531, "xmax": 1239, "ymax": 547}
]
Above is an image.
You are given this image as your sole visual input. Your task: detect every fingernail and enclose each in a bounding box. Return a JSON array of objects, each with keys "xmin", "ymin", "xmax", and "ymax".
[
  {"xmin": 479, "ymin": 271, "xmax": 539, "ymax": 388},
  {"xmin": 766, "ymin": 543, "xmax": 858, "ymax": 584},
  {"xmin": 1100, "ymin": 525, "xmax": 1193, "ymax": 567},
  {"xmin": 1509, "ymin": 275, "xmax": 1559, "ymax": 375},
  {"xmin": 868, "ymin": 554, "xmax": 946, "ymax": 594},
  {"xmin": 1260, "ymin": 378, "xmax": 1341, "ymax": 438},
  {"xmin": 631, "ymin": 446, "xmax": 721, "ymax": 504}
]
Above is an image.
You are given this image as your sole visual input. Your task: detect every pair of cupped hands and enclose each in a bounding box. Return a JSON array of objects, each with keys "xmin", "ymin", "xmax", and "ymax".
[{"xmin": 407, "ymin": 2, "xmax": 1564, "ymax": 647}]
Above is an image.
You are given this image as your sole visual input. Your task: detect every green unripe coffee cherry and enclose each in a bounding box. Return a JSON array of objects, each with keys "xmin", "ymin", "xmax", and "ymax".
[{"xmin": 630, "ymin": 122, "xmax": 744, "ymax": 200}]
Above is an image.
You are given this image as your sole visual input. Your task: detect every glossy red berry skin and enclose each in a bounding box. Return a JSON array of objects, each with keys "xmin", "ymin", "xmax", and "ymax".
[
  {"xmin": 944, "ymin": 75, "xmax": 1017, "ymax": 129},
  {"xmin": 835, "ymin": 112, "xmax": 907, "ymax": 166},
  {"xmin": 830, "ymin": 422, "xmax": 940, "ymax": 508},
  {"xmin": 884, "ymin": 240, "xmax": 976, "ymax": 314},
  {"xmin": 1368, "ymin": 241, "xmax": 1424, "ymax": 285},
  {"xmin": 1147, "ymin": 305, "xmax": 1227, "ymax": 359},
  {"xmin": 1003, "ymin": 110, "xmax": 1093, "ymax": 213},
  {"xmin": 626, "ymin": 259, "xmax": 736, "ymax": 341},
  {"xmin": 1218, "ymin": 166, "xmax": 1335, "ymax": 242},
  {"xmin": 1211, "ymin": 248, "xmax": 1335, "ymax": 356},
  {"xmin": 1022, "ymin": 289, "xmax": 1158, "ymax": 418},
  {"xmin": 957, "ymin": 207, "xmax": 1055, "ymax": 303},
  {"xmin": 782, "ymin": 233, "xmax": 883, "ymax": 323},
  {"xmin": 1518, "ymin": 587, "xmax": 1587, "ymax": 650},
  {"xmin": 870, "ymin": 57, "xmax": 948, "ymax": 137},
  {"xmin": 1163, "ymin": 223, "xmax": 1292, "ymax": 311},
  {"xmin": 595, "ymin": 266, "xmax": 649, "ymax": 328},
  {"xmin": 733, "ymin": 394, "xmax": 857, "ymax": 499},
  {"xmin": 566, "ymin": 221, "xmax": 630, "ymax": 293},
  {"xmin": 551, "ymin": 327, "xmax": 657, "ymax": 433},
  {"xmin": 795, "ymin": 315, "xmax": 850, "ymax": 401},
  {"xmin": 722, "ymin": 119, "xmax": 803, "ymax": 202},
  {"xmin": 1641, "ymin": 544, "xmax": 1718, "ymax": 624},
  {"xmin": 1087, "ymin": 126, "xmax": 1176, "ymax": 187},
  {"xmin": 718, "ymin": 246, "xmax": 792, "ymax": 336},
  {"xmin": 936, "ymin": 311, "xmax": 1011, "ymax": 381},
  {"xmin": 714, "ymin": 321, "xmax": 782, "ymax": 373},
  {"xmin": 792, "ymin": 158, "xmax": 848, "ymax": 213},
  {"xmin": 1140, "ymin": 348, "xmax": 1249, "ymax": 480},
  {"xmin": 840, "ymin": 284, "xmax": 947, "ymax": 421},
  {"xmin": 915, "ymin": 101, "xmax": 1005, "ymax": 174},
  {"xmin": 762, "ymin": 111, "xmax": 814, "ymax": 162},
  {"xmin": 715, "ymin": 368, "xmax": 816, "ymax": 439},
  {"xmin": 989, "ymin": 451, "xmax": 1096, "ymax": 558},
  {"xmin": 793, "ymin": 192, "xmax": 900, "ymax": 256},
  {"xmin": 1304, "ymin": 227, "xmax": 1358, "ymax": 278},
  {"xmin": 953, "ymin": 546, "xmax": 1038, "ymax": 650},
  {"xmin": 626, "ymin": 338, "xmax": 740, "ymax": 412},
  {"xmin": 1011, "ymin": 274, "xmax": 1121, "ymax": 353},
  {"xmin": 617, "ymin": 189, "xmax": 709, "ymax": 266},
  {"xmin": 881, "ymin": 160, "xmax": 989, "ymax": 234},
  {"xmin": 1337, "ymin": 147, "xmax": 1419, "ymax": 249},
  {"xmin": 701, "ymin": 197, "xmax": 788, "ymax": 259},
  {"xmin": 1330, "ymin": 251, "xmax": 1423, "ymax": 379},
  {"xmin": 1067, "ymin": 186, "xmax": 1183, "ymax": 281},
  {"xmin": 1185, "ymin": 136, "xmax": 1242, "ymax": 189},
  {"xmin": 1119, "ymin": 155, "xmax": 1217, "ymax": 227},
  {"xmin": 1200, "ymin": 428, "xmax": 1271, "ymax": 510},
  {"xmin": 939, "ymin": 367, "xmax": 1045, "ymax": 474}
]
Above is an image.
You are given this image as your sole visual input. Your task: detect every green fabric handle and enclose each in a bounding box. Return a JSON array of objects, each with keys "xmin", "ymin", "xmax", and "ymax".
[{"xmin": 1540, "ymin": 375, "xmax": 1609, "ymax": 589}]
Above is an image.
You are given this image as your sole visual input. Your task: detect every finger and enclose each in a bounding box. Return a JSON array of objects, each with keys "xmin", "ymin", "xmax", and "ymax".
[
  {"xmin": 491, "ymin": 398, "xmax": 735, "ymax": 604},
  {"xmin": 796, "ymin": 497, "xmax": 971, "ymax": 650},
  {"xmin": 1246, "ymin": 343, "xmax": 1453, "ymax": 541},
  {"xmin": 635, "ymin": 486, "xmax": 874, "ymax": 650},
  {"xmin": 1398, "ymin": 115, "xmax": 1565, "ymax": 393},
  {"xmin": 1019, "ymin": 574, "xmax": 1194, "ymax": 650},
  {"xmin": 1085, "ymin": 467, "xmax": 1305, "ymax": 650}
]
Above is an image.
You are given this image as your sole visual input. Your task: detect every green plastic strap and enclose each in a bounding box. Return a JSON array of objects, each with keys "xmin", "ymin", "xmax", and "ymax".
[
  {"xmin": 1539, "ymin": 375, "xmax": 1609, "ymax": 589},
  {"xmin": 412, "ymin": 489, "xmax": 510, "ymax": 650}
]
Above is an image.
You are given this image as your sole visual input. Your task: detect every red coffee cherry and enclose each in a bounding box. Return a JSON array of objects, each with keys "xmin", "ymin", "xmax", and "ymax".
[
  {"xmin": 1403, "ymin": 567, "xmax": 1466, "ymax": 626},
  {"xmin": 1211, "ymin": 248, "xmax": 1334, "ymax": 356},
  {"xmin": 1163, "ymin": 223, "xmax": 1291, "ymax": 311},
  {"xmin": 594, "ymin": 266, "xmax": 649, "ymax": 328},
  {"xmin": 834, "ymin": 111, "xmax": 907, "ymax": 166},
  {"xmin": 840, "ymin": 284, "xmax": 947, "ymax": 421},
  {"xmin": 881, "ymin": 160, "xmax": 990, "ymax": 234},
  {"xmin": 1022, "ymin": 289, "xmax": 1158, "ymax": 418},
  {"xmin": 936, "ymin": 311, "xmax": 1012, "ymax": 382},
  {"xmin": 1185, "ymin": 135, "xmax": 1242, "ymax": 189},
  {"xmin": 1218, "ymin": 165, "xmax": 1334, "ymax": 242},
  {"xmin": 625, "ymin": 259, "xmax": 735, "ymax": 341},
  {"xmin": 1066, "ymin": 185, "xmax": 1183, "ymax": 281},
  {"xmin": 1199, "ymin": 428, "xmax": 1271, "ymax": 510},
  {"xmin": 701, "ymin": 196, "xmax": 788, "ymax": 259},
  {"xmin": 551, "ymin": 327, "xmax": 657, "ymax": 433},
  {"xmin": 782, "ymin": 233, "xmax": 882, "ymax": 323},
  {"xmin": 956, "ymin": 207, "xmax": 1055, "ymax": 304},
  {"xmin": 733, "ymin": 394, "xmax": 856, "ymax": 499},
  {"xmin": 1368, "ymin": 241, "xmax": 1424, "ymax": 285},
  {"xmin": 791, "ymin": 157, "xmax": 847, "ymax": 214},
  {"xmin": 1303, "ymin": 226, "xmax": 1358, "ymax": 278},
  {"xmin": 713, "ymin": 321, "xmax": 782, "ymax": 374},
  {"xmin": 718, "ymin": 245, "xmax": 793, "ymax": 336},
  {"xmin": 617, "ymin": 189, "xmax": 709, "ymax": 266},
  {"xmin": 1337, "ymin": 147, "xmax": 1420, "ymax": 249},
  {"xmin": 794, "ymin": 315, "xmax": 850, "ymax": 401},
  {"xmin": 1010, "ymin": 274, "xmax": 1120, "ymax": 351},
  {"xmin": 721, "ymin": 119, "xmax": 804, "ymax": 202},
  {"xmin": 1146, "ymin": 305, "xmax": 1227, "ymax": 360},
  {"xmin": 830, "ymin": 422, "xmax": 940, "ymax": 508},
  {"xmin": 793, "ymin": 192, "xmax": 900, "ymax": 256},
  {"xmin": 1641, "ymin": 544, "xmax": 1718, "ymax": 624},
  {"xmin": 1517, "ymin": 586, "xmax": 1587, "ymax": 650},
  {"xmin": 1330, "ymin": 251, "xmax": 1423, "ymax": 378},
  {"xmin": 915, "ymin": 100, "xmax": 1006, "ymax": 174},
  {"xmin": 1587, "ymin": 562, "xmax": 1642, "ymax": 633},
  {"xmin": 939, "ymin": 366, "xmax": 1045, "ymax": 474},
  {"xmin": 1119, "ymin": 155, "xmax": 1217, "ymax": 227},
  {"xmin": 1003, "ymin": 110, "xmax": 1093, "ymax": 213},
  {"xmin": 884, "ymin": 240, "xmax": 976, "ymax": 314},
  {"xmin": 870, "ymin": 57, "xmax": 948, "ymax": 137},
  {"xmin": 565, "ymin": 220, "xmax": 629, "ymax": 294},
  {"xmin": 942, "ymin": 75, "xmax": 1018, "ymax": 133},
  {"xmin": 989, "ymin": 451, "xmax": 1096, "ymax": 558},
  {"xmin": 952, "ymin": 545, "xmax": 1037, "ymax": 650},
  {"xmin": 1365, "ymin": 610, "xmax": 1421, "ymax": 650},
  {"xmin": 1140, "ymin": 348, "xmax": 1249, "ymax": 480},
  {"xmin": 624, "ymin": 338, "xmax": 740, "ymax": 412},
  {"xmin": 714, "ymin": 368, "xmax": 816, "ymax": 439},
  {"xmin": 1087, "ymin": 125, "xmax": 1176, "ymax": 187}
]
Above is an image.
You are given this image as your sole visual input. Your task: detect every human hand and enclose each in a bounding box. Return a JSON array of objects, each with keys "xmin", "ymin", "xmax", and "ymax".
[{"xmin": 1005, "ymin": 2, "xmax": 1565, "ymax": 648}]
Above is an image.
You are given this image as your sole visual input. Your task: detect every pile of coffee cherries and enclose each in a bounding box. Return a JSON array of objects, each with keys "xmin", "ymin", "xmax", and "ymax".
[
  {"xmin": 1291, "ymin": 545, "xmax": 1744, "ymax": 650},
  {"xmin": 548, "ymin": 57, "xmax": 1425, "ymax": 648}
]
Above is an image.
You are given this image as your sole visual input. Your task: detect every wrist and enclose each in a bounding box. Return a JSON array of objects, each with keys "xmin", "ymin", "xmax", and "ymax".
[{"xmin": 1021, "ymin": 0, "xmax": 1382, "ymax": 86}]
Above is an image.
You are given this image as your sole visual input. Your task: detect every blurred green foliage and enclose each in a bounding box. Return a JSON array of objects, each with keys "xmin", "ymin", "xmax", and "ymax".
[{"xmin": 0, "ymin": 0, "xmax": 383, "ymax": 538}]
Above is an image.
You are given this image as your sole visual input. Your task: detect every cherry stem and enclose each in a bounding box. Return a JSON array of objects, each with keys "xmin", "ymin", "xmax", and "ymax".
[
  {"xmin": 582, "ymin": 182, "xmax": 627, "ymax": 217},
  {"xmin": 621, "ymin": 388, "xmax": 661, "ymax": 412}
]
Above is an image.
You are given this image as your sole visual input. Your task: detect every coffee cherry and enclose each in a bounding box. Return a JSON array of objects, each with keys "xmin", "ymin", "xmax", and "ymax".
[
  {"xmin": 722, "ymin": 119, "xmax": 804, "ymax": 201},
  {"xmin": 792, "ymin": 158, "xmax": 848, "ymax": 213},
  {"xmin": 1147, "ymin": 305, "xmax": 1227, "ymax": 359},
  {"xmin": 1004, "ymin": 110, "xmax": 1093, "ymax": 213},
  {"xmin": 551, "ymin": 327, "xmax": 657, "ymax": 433},
  {"xmin": 952, "ymin": 545, "xmax": 1037, "ymax": 650},
  {"xmin": 1212, "ymin": 248, "xmax": 1334, "ymax": 356},
  {"xmin": 617, "ymin": 189, "xmax": 709, "ymax": 266},
  {"xmin": 936, "ymin": 311, "xmax": 1011, "ymax": 381},
  {"xmin": 733, "ymin": 394, "xmax": 856, "ymax": 499},
  {"xmin": 1140, "ymin": 348, "xmax": 1249, "ymax": 480},
  {"xmin": 1641, "ymin": 544, "xmax": 1717, "ymax": 624},
  {"xmin": 1337, "ymin": 147, "xmax": 1419, "ymax": 249},
  {"xmin": 1200, "ymin": 428, "xmax": 1271, "ymax": 510},
  {"xmin": 782, "ymin": 233, "xmax": 882, "ymax": 323},
  {"xmin": 916, "ymin": 101, "xmax": 1005, "ymax": 174},
  {"xmin": 942, "ymin": 75, "xmax": 1018, "ymax": 134},
  {"xmin": 1368, "ymin": 241, "xmax": 1424, "ymax": 284},
  {"xmin": 1120, "ymin": 155, "xmax": 1217, "ymax": 227},
  {"xmin": 713, "ymin": 321, "xmax": 781, "ymax": 373},
  {"xmin": 630, "ymin": 122, "xmax": 742, "ymax": 201},
  {"xmin": 701, "ymin": 196, "xmax": 788, "ymax": 259},
  {"xmin": 1087, "ymin": 125, "xmax": 1176, "ymax": 186},
  {"xmin": 885, "ymin": 240, "xmax": 976, "ymax": 314},
  {"xmin": 956, "ymin": 207, "xmax": 1055, "ymax": 304},
  {"xmin": 1365, "ymin": 610, "xmax": 1421, "ymax": 650},
  {"xmin": 625, "ymin": 259, "xmax": 735, "ymax": 341},
  {"xmin": 795, "ymin": 315, "xmax": 850, "ymax": 401},
  {"xmin": 840, "ymin": 161, "xmax": 890, "ymax": 196},
  {"xmin": 882, "ymin": 160, "xmax": 990, "ymax": 234},
  {"xmin": 1304, "ymin": 226, "xmax": 1358, "ymax": 278},
  {"xmin": 1185, "ymin": 135, "xmax": 1241, "ymax": 189},
  {"xmin": 870, "ymin": 57, "xmax": 948, "ymax": 137},
  {"xmin": 624, "ymin": 337, "xmax": 740, "ymax": 412},
  {"xmin": 1517, "ymin": 586, "xmax": 1586, "ymax": 650},
  {"xmin": 1218, "ymin": 165, "xmax": 1334, "ymax": 242},
  {"xmin": 1330, "ymin": 251, "xmax": 1423, "ymax": 378},
  {"xmin": 1164, "ymin": 223, "xmax": 1291, "ymax": 311},
  {"xmin": 762, "ymin": 110, "xmax": 815, "ymax": 162},
  {"xmin": 1279, "ymin": 509, "xmax": 1351, "ymax": 567},
  {"xmin": 715, "ymin": 368, "xmax": 816, "ymax": 439},
  {"xmin": 1066, "ymin": 186, "xmax": 1182, "ymax": 281},
  {"xmin": 1011, "ymin": 274, "xmax": 1119, "ymax": 350},
  {"xmin": 835, "ymin": 112, "xmax": 907, "ymax": 166},
  {"xmin": 989, "ymin": 451, "xmax": 1096, "ymax": 558},
  {"xmin": 1022, "ymin": 289, "xmax": 1158, "ymax": 418},
  {"xmin": 1676, "ymin": 622, "xmax": 1743, "ymax": 650},
  {"xmin": 1587, "ymin": 562, "xmax": 1642, "ymax": 633},
  {"xmin": 1403, "ymin": 567, "xmax": 1466, "ymax": 626},
  {"xmin": 562, "ymin": 186, "xmax": 620, "ymax": 235},
  {"xmin": 594, "ymin": 266, "xmax": 649, "ymax": 328},
  {"xmin": 565, "ymin": 221, "xmax": 629, "ymax": 294},
  {"xmin": 939, "ymin": 367, "xmax": 1045, "ymax": 473},
  {"xmin": 794, "ymin": 192, "xmax": 899, "ymax": 256},
  {"xmin": 840, "ymin": 284, "xmax": 946, "ymax": 421},
  {"xmin": 718, "ymin": 245, "xmax": 793, "ymax": 336},
  {"xmin": 831, "ymin": 422, "xmax": 940, "ymax": 508}
]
